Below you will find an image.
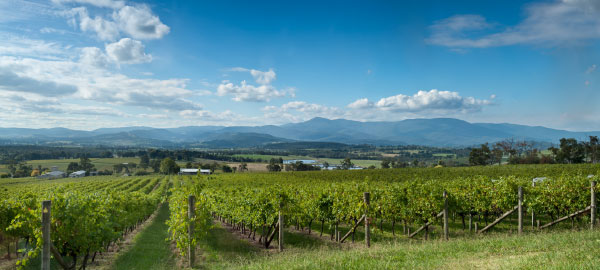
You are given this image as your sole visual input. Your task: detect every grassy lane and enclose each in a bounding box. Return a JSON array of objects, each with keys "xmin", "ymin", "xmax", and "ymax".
[
  {"xmin": 229, "ymin": 229, "xmax": 600, "ymax": 270},
  {"xmin": 110, "ymin": 203, "xmax": 174, "ymax": 270},
  {"xmin": 195, "ymin": 225, "xmax": 600, "ymax": 270}
]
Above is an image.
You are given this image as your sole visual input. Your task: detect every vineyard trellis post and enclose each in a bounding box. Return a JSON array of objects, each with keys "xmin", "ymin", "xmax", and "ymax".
[
  {"xmin": 518, "ymin": 186, "xmax": 523, "ymax": 235},
  {"xmin": 41, "ymin": 200, "xmax": 51, "ymax": 270},
  {"xmin": 531, "ymin": 182, "xmax": 536, "ymax": 229},
  {"xmin": 188, "ymin": 195, "xmax": 196, "ymax": 268},
  {"xmin": 364, "ymin": 192, "xmax": 370, "ymax": 248},
  {"xmin": 591, "ymin": 181, "xmax": 596, "ymax": 230},
  {"xmin": 278, "ymin": 208, "xmax": 283, "ymax": 252},
  {"xmin": 443, "ymin": 190, "xmax": 448, "ymax": 240}
]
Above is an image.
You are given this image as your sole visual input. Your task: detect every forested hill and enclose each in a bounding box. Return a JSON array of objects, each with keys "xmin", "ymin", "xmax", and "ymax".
[{"xmin": 0, "ymin": 118, "xmax": 598, "ymax": 147}]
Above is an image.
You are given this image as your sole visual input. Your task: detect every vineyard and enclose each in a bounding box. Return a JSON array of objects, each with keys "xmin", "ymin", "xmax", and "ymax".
[
  {"xmin": 167, "ymin": 164, "xmax": 600, "ymax": 265},
  {"xmin": 2, "ymin": 164, "xmax": 600, "ymax": 269},
  {"xmin": 0, "ymin": 175, "xmax": 169, "ymax": 269}
]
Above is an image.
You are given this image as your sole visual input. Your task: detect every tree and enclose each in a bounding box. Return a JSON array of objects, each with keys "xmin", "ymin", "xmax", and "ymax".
[
  {"xmin": 67, "ymin": 162, "xmax": 80, "ymax": 174},
  {"xmin": 238, "ymin": 162, "xmax": 248, "ymax": 172},
  {"xmin": 551, "ymin": 138, "xmax": 585, "ymax": 164},
  {"xmin": 266, "ymin": 158, "xmax": 282, "ymax": 172},
  {"xmin": 150, "ymin": 159, "xmax": 161, "ymax": 173},
  {"xmin": 341, "ymin": 158, "xmax": 354, "ymax": 170},
  {"xmin": 322, "ymin": 161, "xmax": 329, "ymax": 169},
  {"xmin": 586, "ymin": 136, "xmax": 599, "ymax": 163},
  {"xmin": 160, "ymin": 157, "xmax": 180, "ymax": 175},
  {"xmin": 381, "ymin": 159, "xmax": 391, "ymax": 169},
  {"xmin": 222, "ymin": 164, "xmax": 233, "ymax": 173},
  {"xmin": 469, "ymin": 143, "xmax": 491, "ymax": 166},
  {"xmin": 139, "ymin": 155, "xmax": 150, "ymax": 170},
  {"xmin": 491, "ymin": 144, "xmax": 503, "ymax": 165},
  {"xmin": 79, "ymin": 156, "xmax": 95, "ymax": 175}
]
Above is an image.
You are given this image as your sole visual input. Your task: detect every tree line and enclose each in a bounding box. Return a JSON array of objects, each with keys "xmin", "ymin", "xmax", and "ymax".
[{"xmin": 469, "ymin": 137, "xmax": 599, "ymax": 165}]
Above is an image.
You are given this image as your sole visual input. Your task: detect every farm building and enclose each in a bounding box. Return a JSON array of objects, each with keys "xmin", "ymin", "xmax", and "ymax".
[
  {"xmin": 179, "ymin": 168, "xmax": 198, "ymax": 175},
  {"xmin": 69, "ymin": 170, "xmax": 86, "ymax": 178},
  {"xmin": 179, "ymin": 168, "xmax": 211, "ymax": 175},
  {"xmin": 38, "ymin": 170, "xmax": 66, "ymax": 180}
]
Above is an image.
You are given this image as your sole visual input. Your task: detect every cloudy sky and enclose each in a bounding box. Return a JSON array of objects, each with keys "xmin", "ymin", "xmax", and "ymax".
[{"xmin": 0, "ymin": 0, "xmax": 599, "ymax": 130}]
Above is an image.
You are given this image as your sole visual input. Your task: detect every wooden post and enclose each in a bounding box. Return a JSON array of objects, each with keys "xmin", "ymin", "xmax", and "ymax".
[
  {"xmin": 41, "ymin": 200, "xmax": 51, "ymax": 270},
  {"xmin": 443, "ymin": 190, "xmax": 449, "ymax": 240},
  {"xmin": 364, "ymin": 192, "xmax": 370, "ymax": 248},
  {"xmin": 518, "ymin": 186, "xmax": 523, "ymax": 235},
  {"xmin": 591, "ymin": 181, "xmax": 596, "ymax": 230},
  {"xmin": 278, "ymin": 210, "xmax": 283, "ymax": 252},
  {"xmin": 532, "ymin": 182, "xmax": 536, "ymax": 229},
  {"xmin": 469, "ymin": 213, "xmax": 472, "ymax": 232},
  {"xmin": 188, "ymin": 195, "xmax": 195, "ymax": 268}
]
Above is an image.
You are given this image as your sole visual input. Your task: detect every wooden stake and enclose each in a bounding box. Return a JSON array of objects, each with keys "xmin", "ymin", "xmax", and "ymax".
[
  {"xmin": 532, "ymin": 182, "xmax": 536, "ymax": 229},
  {"xmin": 364, "ymin": 192, "xmax": 371, "ymax": 248},
  {"xmin": 478, "ymin": 205, "xmax": 518, "ymax": 233},
  {"xmin": 540, "ymin": 206, "xmax": 591, "ymax": 229},
  {"xmin": 592, "ymin": 181, "xmax": 596, "ymax": 230},
  {"xmin": 469, "ymin": 213, "xmax": 473, "ymax": 232},
  {"xmin": 188, "ymin": 195, "xmax": 195, "ymax": 268},
  {"xmin": 278, "ymin": 210, "xmax": 283, "ymax": 252},
  {"xmin": 340, "ymin": 215, "xmax": 365, "ymax": 243},
  {"xmin": 443, "ymin": 190, "xmax": 449, "ymax": 240},
  {"xmin": 41, "ymin": 200, "xmax": 51, "ymax": 270},
  {"xmin": 518, "ymin": 186, "xmax": 523, "ymax": 235}
]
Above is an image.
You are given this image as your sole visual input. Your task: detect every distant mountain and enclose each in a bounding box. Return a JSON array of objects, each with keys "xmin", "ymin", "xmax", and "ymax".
[
  {"xmin": 199, "ymin": 132, "xmax": 293, "ymax": 148},
  {"xmin": 0, "ymin": 117, "xmax": 598, "ymax": 148}
]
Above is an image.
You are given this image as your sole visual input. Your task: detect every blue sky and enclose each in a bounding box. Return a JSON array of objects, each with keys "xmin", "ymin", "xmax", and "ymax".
[{"xmin": 0, "ymin": 0, "xmax": 598, "ymax": 131}]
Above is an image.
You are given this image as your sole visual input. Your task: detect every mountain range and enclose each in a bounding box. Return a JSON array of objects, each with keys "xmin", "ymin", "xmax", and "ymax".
[{"xmin": 0, "ymin": 118, "xmax": 598, "ymax": 148}]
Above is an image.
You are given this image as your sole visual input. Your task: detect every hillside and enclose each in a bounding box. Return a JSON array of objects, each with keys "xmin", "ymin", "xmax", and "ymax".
[{"xmin": 0, "ymin": 118, "xmax": 598, "ymax": 147}]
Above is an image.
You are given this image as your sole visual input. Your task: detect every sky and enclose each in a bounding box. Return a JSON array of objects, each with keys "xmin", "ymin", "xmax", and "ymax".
[{"xmin": 0, "ymin": 0, "xmax": 599, "ymax": 131}]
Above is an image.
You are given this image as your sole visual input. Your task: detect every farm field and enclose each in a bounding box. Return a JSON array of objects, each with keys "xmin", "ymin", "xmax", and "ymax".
[
  {"xmin": 0, "ymin": 158, "xmax": 141, "ymax": 174},
  {"xmin": 315, "ymin": 158, "xmax": 382, "ymax": 168},
  {"xmin": 2, "ymin": 164, "xmax": 600, "ymax": 269}
]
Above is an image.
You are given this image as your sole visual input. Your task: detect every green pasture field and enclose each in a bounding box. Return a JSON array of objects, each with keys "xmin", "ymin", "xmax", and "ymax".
[
  {"xmin": 316, "ymin": 158, "xmax": 382, "ymax": 168},
  {"xmin": 0, "ymin": 157, "xmax": 141, "ymax": 173},
  {"xmin": 231, "ymin": 154, "xmax": 313, "ymax": 161}
]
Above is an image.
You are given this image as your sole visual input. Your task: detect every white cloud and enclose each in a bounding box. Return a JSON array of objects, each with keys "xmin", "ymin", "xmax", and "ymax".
[
  {"xmin": 0, "ymin": 56, "xmax": 201, "ymax": 112},
  {"xmin": 0, "ymin": 66, "xmax": 78, "ymax": 97},
  {"xmin": 52, "ymin": 0, "xmax": 125, "ymax": 9},
  {"xmin": 105, "ymin": 38, "xmax": 152, "ymax": 64},
  {"xmin": 427, "ymin": 0, "xmax": 600, "ymax": 48},
  {"xmin": 262, "ymin": 101, "xmax": 344, "ymax": 123},
  {"xmin": 230, "ymin": 67, "xmax": 277, "ymax": 85},
  {"xmin": 79, "ymin": 47, "xmax": 110, "ymax": 67},
  {"xmin": 348, "ymin": 90, "xmax": 493, "ymax": 113},
  {"xmin": 64, "ymin": 4, "xmax": 169, "ymax": 41},
  {"xmin": 217, "ymin": 80, "xmax": 290, "ymax": 102},
  {"xmin": 217, "ymin": 68, "xmax": 293, "ymax": 102},
  {"xmin": 112, "ymin": 5, "xmax": 170, "ymax": 40},
  {"xmin": 0, "ymin": 32, "xmax": 68, "ymax": 59},
  {"xmin": 40, "ymin": 27, "xmax": 68, "ymax": 34},
  {"xmin": 347, "ymin": 98, "xmax": 373, "ymax": 109},
  {"xmin": 71, "ymin": 7, "xmax": 120, "ymax": 41}
]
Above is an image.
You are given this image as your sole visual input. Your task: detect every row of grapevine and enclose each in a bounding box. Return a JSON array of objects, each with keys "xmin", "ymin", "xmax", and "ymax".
[
  {"xmin": 167, "ymin": 164, "xmax": 600, "ymax": 258},
  {"xmin": 0, "ymin": 176, "xmax": 169, "ymax": 269}
]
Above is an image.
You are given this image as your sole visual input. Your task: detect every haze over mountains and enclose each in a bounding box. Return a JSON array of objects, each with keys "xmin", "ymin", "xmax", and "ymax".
[{"xmin": 0, "ymin": 118, "xmax": 598, "ymax": 148}]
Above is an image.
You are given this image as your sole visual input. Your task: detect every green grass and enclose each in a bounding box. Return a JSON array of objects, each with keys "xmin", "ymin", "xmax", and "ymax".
[
  {"xmin": 0, "ymin": 157, "xmax": 142, "ymax": 173},
  {"xmin": 110, "ymin": 203, "xmax": 175, "ymax": 270},
  {"xmin": 231, "ymin": 154, "xmax": 313, "ymax": 161},
  {"xmin": 316, "ymin": 158, "xmax": 381, "ymax": 168},
  {"xmin": 202, "ymin": 228, "xmax": 600, "ymax": 270}
]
